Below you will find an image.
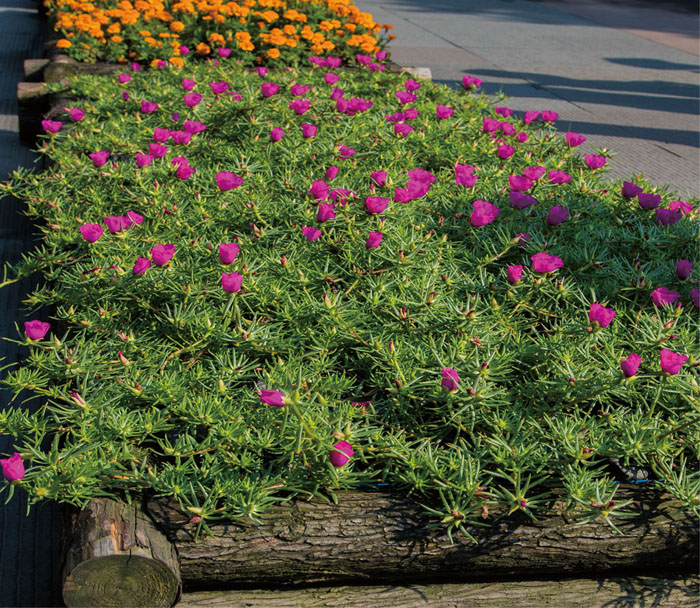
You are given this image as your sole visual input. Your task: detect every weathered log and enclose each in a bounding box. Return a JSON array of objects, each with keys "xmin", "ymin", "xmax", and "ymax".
[
  {"xmin": 23, "ymin": 58, "xmax": 50, "ymax": 82},
  {"xmin": 62, "ymin": 498, "xmax": 181, "ymax": 608},
  {"xmin": 146, "ymin": 487, "xmax": 697, "ymax": 589},
  {"xmin": 176, "ymin": 575, "xmax": 700, "ymax": 608}
]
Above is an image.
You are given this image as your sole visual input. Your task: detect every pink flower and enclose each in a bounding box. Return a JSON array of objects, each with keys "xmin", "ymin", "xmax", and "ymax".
[
  {"xmin": 660, "ymin": 349, "xmax": 688, "ymax": 375},
  {"xmin": 270, "ymin": 127, "xmax": 285, "ymax": 142},
  {"xmin": 151, "ymin": 244, "xmax": 175, "ymax": 266},
  {"xmin": 331, "ymin": 188, "xmax": 353, "ymax": 203},
  {"xmin": 141, "ymin": 100, "xmax": 158, "ymax": 114},
  {"xmin": 621, "ymin": 181, "xmax": 643, "ymax": 199},
  {"xmin": 471, "ymin": 200, "xmax": 500, "ymax": 227},
  {"xmin": 523, "ymin": 166, "xmax": 546, "ymax": 181},
  {"xmin": 291, "ymin": 84, "xmax": 310, "ymax": 96},
  {"xmin": 585, "ymin": 154, "xmax": 607, "ymax": 169},
  {"xmin": 656, "ymin": 208, "xmax": 683, "ymax": 226},
  {"xmin": 690, "ymin": 288, "xmax": 700, "ymax": 308},
  {"xmin": 651, "ymin": 286, "xmax": 681, "ymax": 308},
  {"xmin": 152, "ymin": 127, "xmax": 170, "ymax": 143},
  {"xmin": 132, "ymin": 257, "xmax": 151, "ymax": 275},
  {"xmin": 289, "ymin": 99, "xmax": 311, "ymax": 115},
  {"xmin": 637, "ymin": 193, "xmax": 661, "ymax": 210},
  {"xmin": 676, "ymin": 260, "xmax": 692, "ymax": 280},
  {"xmin": 497, "ymin": 145, "xmax": 515, "ymax": 160},
  {"xmin": 121, "ymin": 91, "xmax": 129, "ymax": 101},
  {"xmin": 325, "ymin": 72, "xmax": 339, "ymax": 85},
  {"xmin": 338, "ymin": 146, "xmax": 356, "ymax": 159},
  {"xmin": 89, "ymin": 150, "xmax": 110, "ymax": 168},
  {"xmin": 441, "ymin": 368, "xmax": 459, "ymax": 391},
  {"xmin": 547, "ymin": 205, "xmax": 570, "ymax": 226},
  {"xmin": 171, "ymin": 130, "xmax": 192, "ymax": 145},
  {"xmin": 309, "ymin": 180, "xmax": 330, "ymax": 201},
  {"xmin": 548, "ymin": 170, "xmax": 572, "ymax": 185},
  {"xmin": 621, "ymin": 353, "xmax": 643, "ymax": 378},
  {"xmin": 184, "ymin": 92, "xmax": 202, "ymax": 107},
  {"xmin": 329, "ymin": 440, "xmax": 354, "ymax": 468},
  {"xmin": 366, "ymin": 232, "xmax": 383, "ymax": 249},
  {"xmin": 483, "ymin": 117, "xmax": 499, "ymax": 132},
  {"xmin": 404, "ymin": 78, "xmax": 421, "ymax": 91},
  {"xmin": 436, "ymin": 105, "xmax": 454, "ymax": 119},
  {"xmin": 515, "ymin": 232, "xmax": 530, "ymax": 246},
  {"xmin": 523, "ymin": 110, "xmax": 540, "ymax": 124},
  {"xmin": 331, "ymin": 87, "xmax": 344, "ymax": 100},
  {"xmin": 256, "ymin": 66, "xmax": 268, "ymax": 77},
  {"xmin": 302, "ymin": 226, "xmax": 322, "ymax": 241},
  {"xmin": 42, "ymin": 119, "xmax": 62, "ymax": 134},
  {"xmin": 176, "ymin": 164, "xmax": 196, "ymax": 180},
  {"xmin": 365, "ymin": 197, "xmax": 389, "ymax": 214},
  {"xmin": 118, "ymin": 73, "xmax": 131, "ymax": 84},
  {"xmin": 326, "ymin": 57, "xmax": 342, "ymax": 68},
  {"xmin": 301, "ymin": 123, "xmax": 317, "ymax": 138},
  {"xmin": 455, "ymin": 164, "xmax": 477, "ymax": 187},
  {"xmin": 260, "ymin": 389, "xmax": 285, "ymax": 407},
  {"xmin": 589, "ymin": 303, "xmax": 616, "ymax": 328},
  {"xmin": 218, "ymin": 48, "xmax": 232, "ymax": 58},
  {"xmin": 126, "ymin": 210, "xmax": 144, "ymax": 225},
  {"xmin": 1, "ymin": 453, "xmax": 25, "ymax": 482},
  {"xmin": 325, "ymin": 166, "xmax": 339, "ymax": 180},
  {"xmin": 462, "ymin": 75, "xmax": 482, "ymax": 89},
  {"xmin": 531, "ymin": 252, "xmax": 564, "ymax": 273},
  {"xmin": 316, "ymin": 203, "xmax": 335, "ymax": 222},
  {"xmin": 24, "ymin": 320, "xmax": 50, "ymax": 341},
  {"xmin": 104, "ymin": 216, "xmax": 128, "ymax": 233},
  {"xmin": 182, "ymin": 78, "xmax": 196, "ymax": 91},
  {"xmin": 149, "ymin": 143, "xmax": 168, "ymax": 158},
  {"xmin": 669, "ymin": 200, "xmax": 692, "ymax": 215},
  {"xmin": 542, "ymin": 110, "xmax": 558, "ymax": 122},
  {"xmin": 509, "ymin": 175, "xmax": 534, "ymax": 192},
  {"xmin": 217, "ymin": 171, "xmax": 243, "ymax": 191},
  {"xmin": 565, "ymin": 132, "xmax": 586, "ymax": 146},
  {"xmin": 68, "ymin": 108, "xmax": 85, "ymax": 122},
  {"xmin": 495, "ymin": 106, "xmax": 514, "ymax": 118},
  {"xmin": 210, "ymin": 81, "xmax": 228, "ymax": 95},
  {"xmin": 395, "ymin": 90, "xmax": 417, "ymax": 104},
  {"xmin": 394, "ymin": 122, "xmax": 414, "ymax": 137},
  {"xmin": 509, "ymin": 191, "xmax": 537, "ymax": 209},
  {"xmin": 183, "ymin": 120, "xmax": 206, "ymax": 134},
  {"xmin": 260, "ymin": 82, "xmax": 280, "ymax": 97},
  {"xmin": 219, "ymin": 242, "xmax": 240, "ymax": 264},
  {"xmin": 516, "ymin": 132, "xmax": 529, "ymax": 143},
  {"xmin": 507, "ymin": 265, "xmax": 523, "ymax": 284},
  {"xmin": 222, "ymin": 272, "xmax": 243, "ymax": 293},
  {"xmin": 371, "ymin": 171, "xmax": 387, "ymax": 186},
  {"xmin": 498, "ymin": 122, "xmax": 515, "ymax": 135},
  {"xmin": 80, "ymin": 223, "xmax": 104, "ymax": 243}
]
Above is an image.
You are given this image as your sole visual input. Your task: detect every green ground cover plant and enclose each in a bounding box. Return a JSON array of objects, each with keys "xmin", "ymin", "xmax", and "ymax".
[{"xmin": 1, "ymin": 56, "xmax": 698, "ymax": 540}]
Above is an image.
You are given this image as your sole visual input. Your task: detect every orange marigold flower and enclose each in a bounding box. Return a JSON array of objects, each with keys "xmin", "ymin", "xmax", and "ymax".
[
  {"xmin": 170, "ymin": 21, "xmax": 185, "ymax": 32},
  {"xmin": 383, "ymin": 23, "xmax": 394, "ymax": 30},
  {"xmin": 169, "ymin": 56, "xmax": 185, "ymax": 67},
  {"xmin": 111, "ymin": 35, "xmax": 123, "ymax": 43},
  {"xmin": 56, "ymin": 39, "xmax": 72, "ymax": 49},
  {"xmin": 267, "ymin": 47, "xmax": 280, "ymax": 58},
  {"xmin": 388, "ymin": 33, "xmax": 396, "ymax": 39},
  {"xmin": 196, "ymin": 42, "xmax": 211, "ymax": 54}
]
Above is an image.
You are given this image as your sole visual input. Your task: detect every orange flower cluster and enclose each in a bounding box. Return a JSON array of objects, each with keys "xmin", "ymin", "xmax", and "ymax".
[{"xmin": 46, "ymin": 0, "xmax": 391, "ymax": 64}]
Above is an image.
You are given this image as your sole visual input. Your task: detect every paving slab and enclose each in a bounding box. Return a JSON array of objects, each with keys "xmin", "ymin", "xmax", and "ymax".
[{"xmin": 357, "ymin": 0, "xmax": 699, "ymax": 198}]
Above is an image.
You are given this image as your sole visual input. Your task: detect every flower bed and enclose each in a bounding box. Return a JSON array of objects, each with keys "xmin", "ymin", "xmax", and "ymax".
[
  {"xmin": 45, "ymin": 0, "xmax": 392, "ymax": 66},
  {"xmin": 1, "ymin": 55, "xmax": 698, "ymax": 542}
]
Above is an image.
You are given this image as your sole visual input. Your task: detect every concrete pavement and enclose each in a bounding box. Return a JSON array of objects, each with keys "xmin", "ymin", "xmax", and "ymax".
[{"xmin": 356, "ymin": 0, "xmax": 699, "ymax": 198}]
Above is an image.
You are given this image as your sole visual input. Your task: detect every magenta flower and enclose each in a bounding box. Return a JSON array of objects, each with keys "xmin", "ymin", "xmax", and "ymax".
[
  {"xmin": 365, "ymin": 196, "xmax": 389, "ymax": 214},
  {"xmin": 302, "ymin": 226, "xmax": 322, "ymax": 242},
  {"xmin": 176, "ymin": 164, "xmax": 196, "ymax": 180},
  {"xmin": 183, "ymin": 120, "xmax": 207, "ymax": 134},
  {"xmin": 141, "ymin": 100, "xmax": 158, "ymax": 114},
  {"xmin": 462, "ymin": 75, "xmax": 482, "ymax": 89},
  {"xmin": 395, "ymin": 90, "xmax": 417, "ymax": 104},
  {"xmin": 516, "ymin": 132, "xmax": 529, "ymax": 143},
  {"xmin": 548, "ymin": 170, "xmax": 572, "ymax": 185},
  {"xmin": 289, "ymin": 99, "xmax": 311, "ymax": 115},
  {"xmin": 690, "ymin": 288, "xmax": 700, "ymax": 308},
  {"xmin": 256, "ymin": 66, "xmax": 268, "ymax": 77},
  {"xmin": 441, "ymin": 368, "xmax": 459, "ymax": 391},
  {"xmin": 325, "ymin": 72, "xmax": 339, "ymax": 85},
  {"xmin": 565, "ymin": 132, "xmax": 586, "ymax": 146},
  {"xmin": 651, "ymin": 286, "xmax": 681, "ymax": 308},
  {"xmin": 331, "ymin": 87, "xmax": 344, "ymax": 100},
  {"xmin": 455, "ymin": 164, "xmax": 478, "ymax": 187},
  {"xmin": 183, "ymin": 92, "xmax": 202, "ymax": 107},
  {"xmin": 338, "ymin": 146, "xmax": 356, "ymax": 159},
  {"xmin": 498, "ymin": 122, "xmax": 516, "ymax": 135},
  {"xmin": 676, "ymin": 260, "xmax": 692, "ymax": 280},
  {"xmin": 222, "ymin": 272, "xmax": 243, "ymax": 293},
  {"xmin": 507, "ymin": 265, "xmax": 523, "ymax": 284},
  {"xmin": 394, "ymin": 122, "xmax": 414, "ymax": 137},
  {"xmin": 542, "ymin": 110, "xmax": 558, "ymax": 122},
  {"xmin": 496, "ymin": 106, "xmax": 514, "ymax": 118},
  {"xmin": 127, "ymin": 210, "xmax": 144, "ymax": 225},
  {"xmin": 515, "ymin": 232, "xmax": 530, "ymax": 246},
  {"xmin": 260, "ymin": 82, "xmax": 280, "ymax": 97},
  {"xmin": 118, "ymin": 73, "xmax": 131, "ymax": 84},
  {"xmin": 316, "ymin": 203, "xmax": 335, "ymax": 222},
  {"xmin": 261, "ymin": 389, "xmax": 285, "ymax": 407},
  {"xmin": 331, "ymin": 188, "xmax": 353, "ymax": 203},
  {"xmin": 152, "ymin": 127, "xmax": 170, "ymax": 143},
  {"xmin": 104, "ymin": 216, "xmax": 128, "ymax": 234},
  {"xmin": 656, "ymin": 208, "xmax": 683, "ymax": 226},
  {"xmin": 149, "ymin": 143, "xmax": 168, "ymax": 158},
  {"xmin": 509, "ymin": 175, "xmax": 534, "ymax": 192},
  {"xmin": 523, "ymin": 110, "xmax": 540, "ymax": 124},
  {"xmin": 669, "ymin": 200, "xmax": 692, "ymax": 215},
  {"xmin": 325, "ymin": 166, "xmax": 339, "ymax": 180},
  {"xmin": 509, "ymin": 191, "xmax": 537, "ymax": 209},
  {"xmin": 132, "ymin": 257, "xmax": 151, "ymax": 275},
  {"xmin": 42, "ymin": 120, "xmax": 62, "ymax": 134},
  {"xmin": 386, "ymin": 111, "xmax": 404, "ymax": 123},
  {"xmin": 523, "ymin": 166, "xmax": 546, "ymax": 181},
  {"xmin": 326, "ymin": 56, "xmax": 342, "ymax": 68},
  {"xmin": 171, "ymin": 131, "xmax": 192, "ymax": 145},
  {"xmin": 621, "ymin": 353, "xmax": 643, "ymax": 378},
  {"xmin": 497, "ymin": 145, "xmax": 515, "ymax": 160},
  {"xmin": 121, "ymin": 90, "xmax": 129, "ymax": 101},
  {"xmin": 621, "ymin": 181, "xmax": 643, "ymax": 199},
  {"xmin": 584, "ymin": 154, "xmax": 607, "ymax": 169},
  {"xmin": 368, "ymin": 171, "xmax": 386, "ymax": 187},
  {"xmin": 151, "ymin": 244, "xmax": 175, "ymax": 266},
  {"xmin": 471, "ymin": 200, "xmax": 500, "ymax": 227},
  {"xmin": 89, "ymin": 150, "xmax": 110, "ymax": 168},
  {"xmin": 80, "ymin": 222, "xmax": 104, "ymax": 243},
  {"xmin": 301, "ymin": 123, "xmax": 317, "ymax": 138},
  {"xmin": 637, "ymin": 193, "xmax": 661, "ymax": 210},
  {"xmin": 218, "ymin": 47, "xmax": 231, "ymax": 58},
  {"xmin": 210, "ymin": 81, "xmax": 229, "ymax": 95},
  {"xmin": 182, "ymin": 78, "xmax": 196, "ymax": 90},
  {"xmin": 436, "ymin": 105, "xmax": 454, "ymax": 119},
  {"xmin": 366, "ymin": 231, "xmax": 383, "ymax": 249},
  {"xmin": 309, "ymin": 180, "xmax": 330, "ymax": 201},
  {"xmin": 404, "ymin": 78, "xmax": 421, "ymax": 91},
  {"xmin": 217, "ymin": 171, "xmax": 243, "ymax": 191},
  {"xmin": 547, "ymin": 205, "xmax": 570, "ymax": 226},
  {"xmin": 483, "ymin": 117, "xmax": 499, "ymax": 132},
  {"xmin": 68, "ymin": 108, "xmax": 84, "ymax": 122},
  {"xmin": 1, "ymin": 453, "xmax": 25, "ymax": 482},
  {"xmin": 219, "ymin": 242, "xmax": 240, "ymax": 264},
  {"xmin": 291, "ymin": 84, "xmax": 310, "ymax": 96},
  {"xmin": 270, "ymin": 127, "xmax": 285, "ymax": 142},
  {"xmin": 531, "ymin": 252, "xmax": 564, "ymax": 273},
  {"xmin": 589, "ymin": 303, "xmax": 616, "ymax": 328},
  {"xmin": 24, "ymin": 320, "xmax": 50, "ymax": 341},
  {"xmin": 330, "ymin": 440, "xmax": 354, "ymax": 468},
  {"xmin": 660, "ymin": 349, "xmax": 688, "ymax": 375},
  {"xmin": 135, "ymin": 153, "xmax": 153, "ymax": 168}
]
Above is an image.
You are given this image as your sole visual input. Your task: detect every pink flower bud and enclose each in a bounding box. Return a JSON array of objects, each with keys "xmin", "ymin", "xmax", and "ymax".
[
  {"xmin": 329, "ymin": 440, "xmax": 354, "ymax": 468},
  {"xmin": 676, "ymin": 260, "xmax": 692, "ymax": 280},
  {"xmin": 270, "ymin": 127, "xmax": 285, "ymax": 142},
  {"xmin": 260, "ymin": 389, "xmax": 285, "ymax": 407},
  {"xmin": 589, "ymin": 303, "xmax": 616, "ymax": 328},
  {"xmin": 621, "ymin": 353, "xmax": 642, "ymax": 378},
  {"xmin": 366, "ymin": 231, "xmax": 383, "ymax": 249},
  {"xmin": 24, "ymin": 320, "xmax": 50, "ymax": 340},
  {"xmin": 507, "ymin": 265, "xmax": 523, "ymax": 284},
  {"xmin": 1, "ymin": 453, "xmax": 25, "ymax": 482},
  {"xmin": 531, "ymin": 252, "xmax": 564, "ymax": 273},
  {"xmin": 660, "ymin": 349, "xmax": 688, "ymax": 375},
  {"xmin": 222, "ymin": 272, "xmax": 242, "ymax": 293},
  {"xmin": 219, "ymin": 242, "xmax": 240, "ymax": 264},
  {"xmin": 441, "ymin": 368, "xmax": 459, "ymax": 391},
  {"xmin": 132, "ymin": 257, "xmax": 151, "ymax": 275},
  {"xmin": 302, "ymin": 226, "xmax": 322, "ymax": 242}
]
